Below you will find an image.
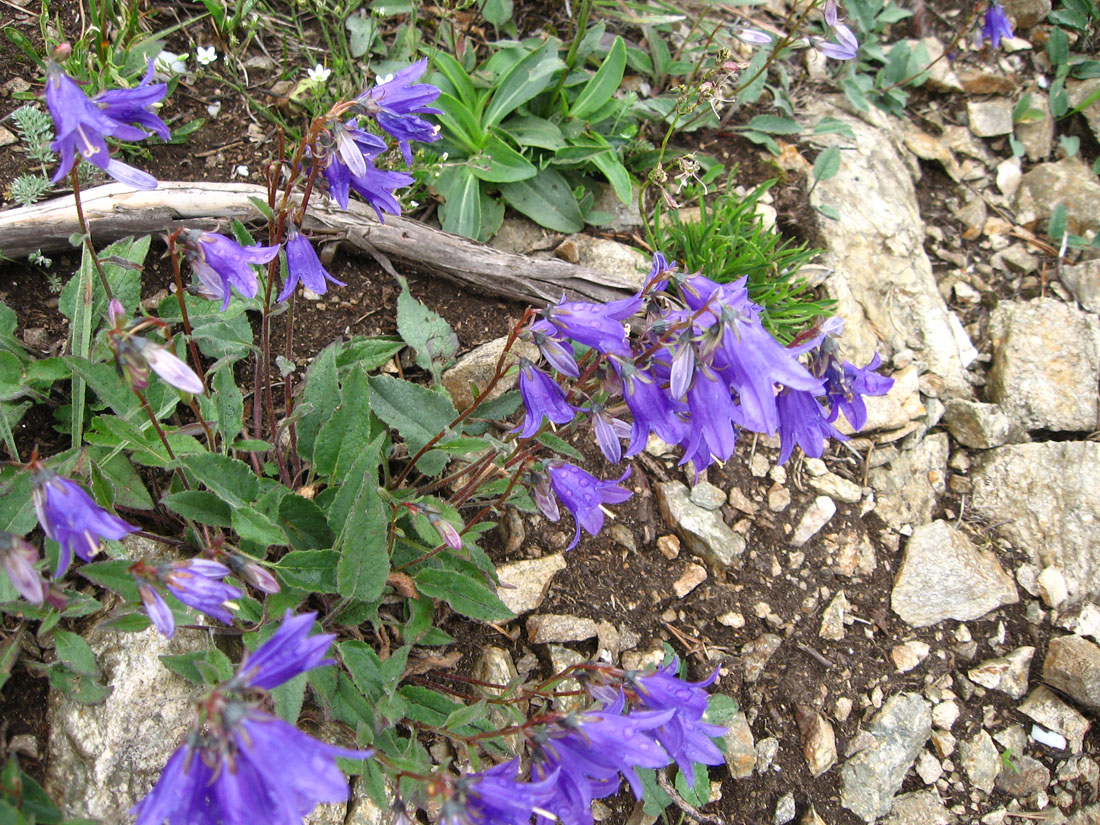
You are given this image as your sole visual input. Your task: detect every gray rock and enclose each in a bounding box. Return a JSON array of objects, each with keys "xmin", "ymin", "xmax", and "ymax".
[
  {"xmin": 689, "ymin": 480, "xmax": 727, "ymax": 511},
  {"xmin": 345, "ymin": 782, "xmax": 390, "ymax": 825},
  {"xmin": 1003, "ymin": 0, "xmax": 1051, "ymax": 28},
  {"xmin": 526, "ymin": 613, "xmax": 599, "ymax": 644},
  {"xmin": 1016, "ymin": 157, "xmax": 1100, "ymax": 236},
  {"xmin": 672, "ymin": 563, "xmax": 708, "ymax": 598},
  {"xmin": 869, "ymin": 433, "xmax": 949, "ymax": 531},
  {"xmin": 820, "ymin": 589, "xmax": 850, "ymax": 641},
  {"xmin": 995, "ymin": 754, "xmax": 1051, "ymax": 796},
  {"xmin": 1020, "ymin": 685, "xmax": 1091, "ymax": 752},
  {"xmin": 442, "ymin": 336, "xmax": 538, "ymax": 412},
  {"xmin": 742, "ymin": 633, "xmax": 783, "ymax": 683},
  {"xmin": 942, "ymin": 399, "xmax": 1022, "ymax": 449},
  {"xmin": 723, "ymin": 711, "xmax": 757, "ymax": 778},
  {"xmin": 882, "ymin": 790, "xmax": 953, "ymax": 825},
  {"xmin": 1062, "ymin": 258, "xmax": 1100, "ymax": 313},
  {"xmin": 496, "ymin": 554, "xmax": 567, "ymax": 615},
  {"xmin": 804, "ymin": 102, "xmax": 972, "ymax": 393},
  {"xmin": 968, "ymin": 646, "xmax": 1035, "ymax": 700},
  {"xmin": 547, "ymin": 646, "xmax": 589, "ymax": 713},
  {"xmin": 489, "ymin": 216, "xmax": 559, "ymax": 255},
  {"xmin": 45, "ymin": 623, "xmax": 207, "ymax": 821},
  {"xmin": 568, "ymin": 235, "xmax": 650, "ymax": 289},
  {"xmin": 791, "ymin": 496, "xmax": 836, "ymax": 547},
  {"xmin": 839, "ymin": 693, "xmax": 932, "ymax": 822},
  {"xmin": 591, "ymin": 182, "xmax": 644, "ymax": 231},
  {"xmin": 1067, "ymin": 78, "xmax": 1100, "ymax": 144},
  {"xmin": 809, "ymin": 472, "xmax": 863, "ymax": 503},
  {"xmin": 1044, "ymin": 634, "xmax": 1100, "ymax": 712},
  {"xmin": 1068, "ymin": 805, "xmax": 1100, "ymax": 825},
  {"xmin": 988, "ymin": 298, "xmax": 1100, "ymax": 432},
  {"xmin": 970, "ymin": 442, "xmax": 1100, "ymax": 603},
  {"xmin": 775, "ymin": 792, "xmax": 797, "ymax": 825},
  {"xmin": 1016, "ymin": 91, "xmax": 1054, "ymax": 162},
  {"xmin": 795, "ymin": 705, "xmax": 838, "ymax": 777},
  {"xmin": 967, "ymin": 99, "xmax": 1015, "ymax": 137},
  {"xmin": 891, "ymin": 520, "xmax": 1018, "ymax": 627},
  {"xmin": 959, "ymin": 730, "xmax": 1001, "ymax": 793},
  {"xmin": 657, "ymin": 481, "xmax": 745, "ymax": 568}
]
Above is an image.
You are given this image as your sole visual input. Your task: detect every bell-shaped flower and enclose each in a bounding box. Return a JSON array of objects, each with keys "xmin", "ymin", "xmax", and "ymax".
[
  {"xmin": 358, "ymin": 59, "xmax": 442, "ymax": 165},
  {"xmin": 180, "ymin": 229, "xmax": 280, "ymax": 310},
  {"xmin": 134, "ymin": 559, "xmax": 242, "ymax": 638},
  {"xmin": 776, "ymin": 388, "xmax": 847, "ymax": 465},
  {"xmin": 278, "ymin": 224, "xmax": 346, "ymax": 302},
  {"xmin": 232, "ymin": 610, "xmax": 336, "ymax": 691},
  {"xmin": 587, "ymin": 403, "xmax": 631, "ymax": 464},
  {"xmin": 981, "ymin": 2, "xmax": 1014, "ymax": 48},
  {"xmin": 823, "ymin": 352, "xmax": 894, "ymax": 430},
  {"xmin": 45, "ymin": 59, "xmax": 164, "ymax": 189},
  {"xmin": 32, "ymin": 463, "xmax": 137, "ymax": 577},
  {"xmin": 94, "ymin": 60, "xmax": 170, "ymax": 141},
  {"xmin": 1, "ymin": 531, "xmax": 48, "ymax": 605},
  {"xmin": 546, "ymin": 463, "xmax": 632, "ymax": 550},
  {"xmin": 515, "ymin": 360, "xmax": 577, "ymax": 438}
]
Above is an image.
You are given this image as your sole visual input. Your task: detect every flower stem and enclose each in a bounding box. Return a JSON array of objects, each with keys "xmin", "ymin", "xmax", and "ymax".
[{"xmin": 69, "ymin": 166, "xmax": 113, "ymax": 300}]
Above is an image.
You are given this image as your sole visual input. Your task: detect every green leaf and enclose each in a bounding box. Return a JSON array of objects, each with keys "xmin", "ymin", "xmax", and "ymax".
[
  {"xmin": 335, "ymin": 337, "xmax": 405, "ymax": 372},
  {"xmin": 275, "ymin": 549, "xmax": 340, "ymax": 593},
  {"xmin": 89, "ymin": 451, "xmax": 154, "ymax": 510},
  {"xmin": 674, "ymin": 763, "xmax": 711, "ymax": 807},
  {"xmin": 52, "ymin": 629, "xmax": 98, "ymax": 676},
  {"xmin": 484, "ymin": 40, "xmax": 564, "ymax": 127},
  {"xmin": 536, "ymin": 431, "xmax": 584, "ymax": 461},
  {"xmin": 745, "ymin": 115, "xmax": 802, "ymax": 135},
  {"xmin": 1048, "ymin": 203, "xmax": 1068, "ymax": 243},
  {"xmin": 812, "ymin": 146, "xmax": 842, "ymax": 182},
  {"xmin": 232, "ymin": 507, "xmax": 286, "ymax": 546},
  {"xmin": 162, "ymin": 490, "xmax": 233, "ymax": 527},
  {"xmin": 179, "ymin": 453, "xmax": 259, "ymax": 508},
  {"xmin": 334, "ymin": 451, "xmax": 390, "ymax": 602},
  {"xmin": 78, "ymin": 560, "xmax": 140, "ymax": 600},
  {"xmin": 816, "ymin": 204, "xmax": 841, "ymax": 220},
  {"xmin": 570, "ymin": 37, "xmax": 627, "ymax": 120},
  {"xmin": 66, "ymin": 358, "xmax": 137, "ymax": 418},
  {"xmin": 279, "ymin": 494, "xmax": 335, "ymax": 551},
  {"xmin": 339, "ymin": 640, "xmax": 387, "ymax": 701},
  {"xmin": 393, "ymin": 275, "xmax": 457, "ymax": 385},
  {"xmin": 500, "ymin": 168, "xmax": 585, "ymax": 233},
  {"xmin": 480, "ymin": 0, "xmax": 513, "ymax": 26},
  {"xmin": 414, "ymin": 567, "xmax": 513, "ymax": 621},
  {"xmin": 438, "ymin": 165, "xmax": 484, "ymax": 240},
  {"xmin": 368, "ymin": 373, "xmax": 457, "ymax": 471},
  {"xmin": 432, "ymin": 52, "xmax": 477, "ymax": 108},
  {"xmin": 297, "ymin": 342, "xmax": 339, "ymax": 461},
  {"xmin": 213, "ymin": 365, "xmax": 244, "ymax": 448},
  {"xmin": 314, "ymin": 366, "xmax": 379, "ymax": 480},
  {"xmin": 272, "ymin": 671, "xmax": 308, "ymax": 723},
  {"xmin": 435, "ymin": 92, "xmax": 485, "ymax": 153},
  {"xmin": 473, "ymin": 134, "xmax": 537, "ymax": 183},
  {"xmin": 160, "ymin": 649, "xmax": 232, "ymax": 685},
  {"xmin": 1048, "ymin": 26, "xmax": 1069, "ymax": 67},
  {"xmin": 505, "ymin": 115, "xmax": 566, "ymax": 150}
]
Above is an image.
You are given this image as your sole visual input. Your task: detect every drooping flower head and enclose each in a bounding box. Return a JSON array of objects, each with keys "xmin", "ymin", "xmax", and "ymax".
[
  {"xmin": 538, "ymin": 462, "xmax": 633, "ymax": 550},
  {"xmin": 1, "ymin": 531, "xmax": 48, "ymax": 605},
  {"xmin": 111, "ymin": 334, "xmax": 204, "ymax": 395},
  {"xmin": 278, "ymin": 223, "xmax": 346, "ymax": 302},
  {"xmin": 231, "ymin": 610, "xmax": 336, "ymax": 691},
  {"xmin": 133, "ymin": 612, "xmax": 369, "ymax": 825},
  {"xmin": 515, "ymin": 359, "xmax": 577, "ymax": 439},
  {"xmin": 133, "ymin": 559, "xmax": 242, "ymax": 638},
  {"xmin": 31, "ymin": 460, "xmax": 138, "ymax": 577},
  {"xmin": 357, "ymin": 59, "xmax": 442, "ymax": 165},
  {"xmin": 318, "ymin": 120, "xmax": 415, "ymax": 219},
  {"xmin": 436, "ymin": 760, "xmax": 557, "ymax": 825},
  {"xmin": 44, "ymin": 52, "xmax": 166, "ymax": 189},
  {"xmin": 179, "ymin": 229, "xmax": 280, "ymax": 311},
  {"xmin": 981, "ymin": 2, "xmax": 1014, "ymax": 48}
]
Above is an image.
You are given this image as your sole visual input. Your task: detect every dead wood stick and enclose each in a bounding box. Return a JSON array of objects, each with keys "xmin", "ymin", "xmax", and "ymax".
[{"xmin": 0, "ymin": 182, "xmax": 642, "ymax": 306}]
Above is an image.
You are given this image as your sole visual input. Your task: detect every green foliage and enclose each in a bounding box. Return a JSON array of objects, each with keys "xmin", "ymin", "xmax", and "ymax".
[{"xmin": 656, "ymin": 183, "xmax": 832, "ymax": 342}]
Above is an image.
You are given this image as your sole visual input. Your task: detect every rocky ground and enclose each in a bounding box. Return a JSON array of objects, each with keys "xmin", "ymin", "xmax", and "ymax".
[{"xmin": 5, "ymin": 1, "xmax": 1100, "ymax": 824}]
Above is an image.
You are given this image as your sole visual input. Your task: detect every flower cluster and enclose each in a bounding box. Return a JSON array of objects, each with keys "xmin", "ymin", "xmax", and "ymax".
[
  {"xmin": 45, "ymin": 54, "xmax": 169, "ymax": 190},
  {"xmin": 736, "ymin": 0, "xmax": 859, "ymax": 60},
  {"xmin": 133, "ymin": 559, "xmax": 242, "ymax": 638},
  {"xmin": 518, "ymin": 254, "xmax": 893, "ymax": 543},
  {"xmin": 133, "ymin": 611, "xmax": 370, "ymax": 825},
  {"xmin": 429, "ymin": 659, "xmax": 727, "ymax": 825}
]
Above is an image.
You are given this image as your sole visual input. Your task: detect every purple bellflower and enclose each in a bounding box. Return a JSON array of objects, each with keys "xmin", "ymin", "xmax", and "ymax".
[
  {"xmin": 223, "ymin": 551, "xmax": 281, "ymax": 594},
  {"xmin": 618, "ymin": 361, "xmax": 687, "ymax": 456},
  {"xmin": 439, "ymin": 760, "xmax": 556, "ymax": 825},
  {"xmin": 541, "ymin": 462, "xmax": 633, "ymax": 550},
  {"xmin": 133, "ymin": 611, "xmax": 368, "ymax": 825},
  {"xmin": 824, "ymin": 352, "xmax": 895, "ymax": 430},
  {"xmin": 588, "ymin": 403, "xmax": 632, "ymax": 464},
  {"xmin": 232, "ymin": 609, "xmax": 336, "ymax": 690},
  {"xmin": 815, "ymin": 0, "xmax": 860, "ymax": 59},
  {"xmin": 1, "ymin": 531, "xmax": 48, "ymax": 605},
  {"xmin": 527, "ymin": 320, "xmax": 580, "ymax": 377},
  {"xmin": 775, "ymin": 388, "xmax": 847, "ymax": 465},
  {"xmin": 135, "ymin": 559, "xmax": 242, "ymax": 638},
  {"xmin": 278, "ymin": 224, "xmax": 346, "ymax": 302},
  {"xmin": 516, "ymin": 360, "xmax": 577, "ymax": 438},
  {"xmin": 113, "ymin": 335, "xmax": 204, "ymax": 395},
  {"xmin": 982, "ymin": 2, "xmax": 1014, "ymax": 48},
  {"xmin": 45, "ymin": 57, "xmax": 166, "ymax": 190},
  {"xmin": 628, "ymin": 660, "xmax": 727, "ymax": 782},
  {"xmin": 541, "ymin": 297, "xmax": 638, "ymax": 357},
  {"xmin": 358, "ymin": 59, "xmax": 442, "ymax": 165},
  {"xmin": 180, "ymin": 229, "xmax": 280, "ymax": 311},
  {"xmin": 31, "ymin": 462, "xmax": 138, "ymax": 577},
  {"xmin": 321, "ymin": 120, "xmax": 415, "ymax": 218}
]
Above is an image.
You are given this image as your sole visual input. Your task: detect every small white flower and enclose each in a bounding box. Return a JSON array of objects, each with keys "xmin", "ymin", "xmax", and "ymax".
[
  {"xmin": 154, "ymin": 50, "xmax": 188, "ymax": 77},
  {"xmin": 206, "ymin": 100, "xmax": 222, "ymax": 118},
  {"xmin": 196, "ymin": 46, "xmax": 218, "ymax": 66},
  {"xmin": 233, "ymin": 165, "xmax": 250, "ymax": 178},
  {"xmin": 307, "ymin": 64, "xmax": 331, "ymax": 83}
]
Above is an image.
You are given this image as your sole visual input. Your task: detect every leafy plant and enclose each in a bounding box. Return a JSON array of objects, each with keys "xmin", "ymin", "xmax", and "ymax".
[{"xmin": 656, "ymin": 182, "xmax": 832, "ymax": 343}]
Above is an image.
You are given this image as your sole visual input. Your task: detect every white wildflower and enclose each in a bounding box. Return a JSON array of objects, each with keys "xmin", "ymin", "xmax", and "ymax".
[
  {"xmin": 307, "ymin": 64, "xmax": 332, "ymax": 83},
  {"xmin": 196, "ymin": 46, "xmax": 218, "ymax": 66}
]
